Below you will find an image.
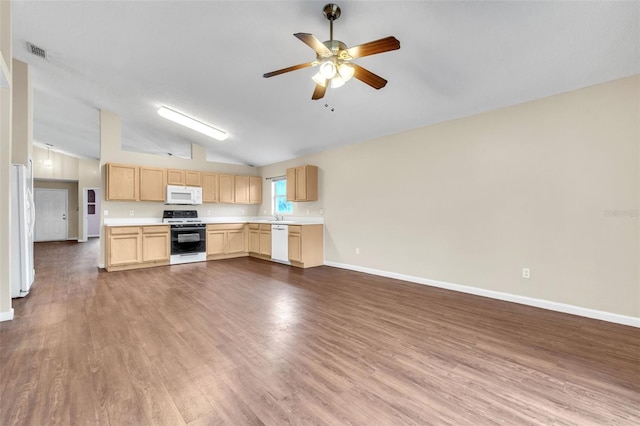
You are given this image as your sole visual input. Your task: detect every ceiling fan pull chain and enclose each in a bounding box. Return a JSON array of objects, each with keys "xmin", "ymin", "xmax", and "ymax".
[{"xmin": 324, "ymin": 85, "xmax": 335, "ymax": 112}]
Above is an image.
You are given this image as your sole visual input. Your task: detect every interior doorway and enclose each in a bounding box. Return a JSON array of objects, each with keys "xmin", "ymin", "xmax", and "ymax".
[
  {"xmin": 83, "ymin": 188, "xmax": 101, "ymax": 240},
  {"xmin": 34, "ymin": 188, "xmax": 68, "ymax": 242}
]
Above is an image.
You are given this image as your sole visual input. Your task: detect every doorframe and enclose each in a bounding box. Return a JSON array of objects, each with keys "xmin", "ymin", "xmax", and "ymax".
[
  {"xmin": 81, "ymin": 187, "xmax": 101, "ymax": 242},
  {"xmin": 34, "ymin": 188, "xmax": 68, "ymax": 242}
]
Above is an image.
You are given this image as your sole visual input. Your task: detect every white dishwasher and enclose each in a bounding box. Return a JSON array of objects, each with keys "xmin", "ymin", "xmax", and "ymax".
[{"xmin": 271, "ymin": 224, "xmax": 290, "ymax": 264}]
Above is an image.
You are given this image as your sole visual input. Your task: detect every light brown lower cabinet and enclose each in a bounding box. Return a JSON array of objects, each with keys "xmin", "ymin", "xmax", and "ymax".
[
  {"xmin": 104, "ymin": 223, "xmax": 323, "ymax": 272},
  {"xmin": 206, "ymin": 224, "xmax": 248, "ymax": 260},
  {"xmin": 248, "ymin": 223, "xmax": 271, "ymax": 260},
  {"xmin": 105, "ymin": 225, "xmax": 170, "ymax": 271},
  {"xmin": 141, "ymin": 226, "xmax": 171, "ymax": 263},
  {"xmin": 288, "ymin": 224, "xmax": 323, "ymax": 268}
]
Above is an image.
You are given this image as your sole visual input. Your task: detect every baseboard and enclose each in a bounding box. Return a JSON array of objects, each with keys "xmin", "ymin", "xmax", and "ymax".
[
  {"xmin": 0, "ymin": 308, "xmax": 15, "ymax": 322},
  {"xmin": 324, "ymin": 261, "xmax": 640, "ymax": 328}
]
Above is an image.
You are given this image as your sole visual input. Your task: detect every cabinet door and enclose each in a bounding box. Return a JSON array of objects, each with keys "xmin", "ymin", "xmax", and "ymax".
[
  {"xmin": 185, "ymin": 170, "xmax": 202, "ymax": 186},
  {"xmin": 106, "ymin": 163, "xmax": 139, "ymax": 201},
  {"xmin": 227, "ymin": 230, "xmax": 246, "ymax": 254},
  {"xmin": 249, "ymin": 176, "xmax": 262, "ymax": 204},
  {"xmin": 235, "ymin": 176, "xmax": 250, "ymax": 204},
  {"xmin": 109, "ymin": 233, "xmax": 142, "ymax": 266},
  {"xmin": 142, "ymin": 232, "xmax": 170, "ymax": 262},
  {"xmin": 167, "ymin": 169, "xmax": 185, "ymax": 185},
  {"xmin": 139, "ymin": 167, "xmax": 166, "ymax": 202},
  {"xmin": 303, "ymin": 166, "xmax": 318, "ymax": 201},
  {"xmin": 207, "ymin": 231, "xmax": 226, "ymax": 255},
  {"xmin": 249, "ymin": 230, "xmax": 260, "ymax": 254},
  {"xmin": 259, "ymin": 231, "xmax": 271, "ymax": 256},
  {"xmin": 286, "ymin": 168, "xmax": 296, "ymax": 202},
  {"xmin": 288, "ymin": 233, "xmax": 301, "ymax": 262},
  {"xmin": 219, "ymin": 174, "xmax": 235, "ymax": 203},
  {"xmin": 202, "ymin": 172, "xmax": 219, "ymax": 203},
  {"xmin": 295, "ymin": 166, "xmax": 307, "ymax": 201}
]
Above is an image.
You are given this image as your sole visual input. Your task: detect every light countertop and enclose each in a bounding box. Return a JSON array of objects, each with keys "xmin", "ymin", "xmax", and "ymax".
[{"xmin": 104, "ymin": 216, "xmax": 324, "ymax": 227}]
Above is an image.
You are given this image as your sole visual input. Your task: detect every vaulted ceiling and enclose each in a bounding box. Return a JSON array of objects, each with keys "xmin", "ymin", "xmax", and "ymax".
[{"xmin": 12, "ymin": 1, "xmax": 640, "ymax": 166}]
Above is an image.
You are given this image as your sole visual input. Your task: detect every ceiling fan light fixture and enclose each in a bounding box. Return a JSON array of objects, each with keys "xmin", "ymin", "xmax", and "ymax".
[
  {"xmin": 338, "ymin": 62, "xmax": 354, "ymax": 82},
  {"xmin": 330, "ymin": 75, "xmax": 346, "ymax": 89},
  {"xmin": 312, "ymin": 72, "xmax": 327, "ymax": 87},
  {"xmin": 157, "ymin": 106, "xmax": 228, "ymax": 141},
  {"xmin": 319, "ymin": 60, "xmax": 337, "ymax": 79}
]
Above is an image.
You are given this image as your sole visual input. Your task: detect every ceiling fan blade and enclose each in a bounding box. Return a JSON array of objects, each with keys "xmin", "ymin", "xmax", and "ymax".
[
  {"xmin": 294, "ymin": 33, "xmax": 332, "ymax": 56},
  {"xmin": 263, "ymin": 61, "xmax": 317, "ymax": 78},
  {"xmin": 312, "ymin": 83, "xmax": 327, "ymax": 100},
  {"xmin": 343, "ymin": 36, "xmax": 400, "ymax": 59},
  {"xmin": 352, "ymin": 64, "xmax": 388, "ymax": 90}
]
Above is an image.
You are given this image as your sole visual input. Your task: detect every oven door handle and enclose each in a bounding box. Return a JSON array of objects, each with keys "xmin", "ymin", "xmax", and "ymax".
[{"xmin": 172, "ymin": 226, "xmax": 206, "ymax": 232}]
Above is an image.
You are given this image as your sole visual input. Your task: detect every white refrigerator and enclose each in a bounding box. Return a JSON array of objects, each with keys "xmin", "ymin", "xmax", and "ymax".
[{"xmin": 11, "ymin": 163, "xmax": 35, "ymax": 298}]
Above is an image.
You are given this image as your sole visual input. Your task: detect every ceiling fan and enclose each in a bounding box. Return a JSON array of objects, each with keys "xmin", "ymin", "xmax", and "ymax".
[{"xmin": 263, "ymin": 3, "xmax": 400, "ymax": 100}]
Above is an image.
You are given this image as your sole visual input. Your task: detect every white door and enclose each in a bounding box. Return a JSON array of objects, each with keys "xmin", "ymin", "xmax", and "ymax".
[{"xmin": 35, "ymin": 188, "xmax": 68, "ymax": 242}]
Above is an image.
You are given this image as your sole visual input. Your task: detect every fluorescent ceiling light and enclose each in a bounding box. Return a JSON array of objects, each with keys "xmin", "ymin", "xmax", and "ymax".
[{"xmin": 157, "ymin": 106, "xmax": 228, "ymax": 141}]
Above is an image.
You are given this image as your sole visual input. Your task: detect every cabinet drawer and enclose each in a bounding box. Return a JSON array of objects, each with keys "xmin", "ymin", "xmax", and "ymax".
[
  {"xmin": 109, "ymin": 226, "xmax": 141, "ymax": 235},
  {"xmin": 207, "ymin": 223, "xmax": 246, "ymax": 231},
  {"xmin": 248, "ymin": 223, "xmax": 260, "ymax": 230},
  {"xmin": 288, "ymin": 225, "xmax": 302, "ymax": 234},
  {"xmin": 259, "ymin": 224, "xmax": 271, "ymax": 231},
  {"xmin": 142, "ymin": 225, "xmax": 169, "ymax": 234}
]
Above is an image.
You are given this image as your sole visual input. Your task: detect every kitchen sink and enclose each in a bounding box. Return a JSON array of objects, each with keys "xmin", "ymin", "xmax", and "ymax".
[{"xmin": 254, "ymin": 219, "xmax": 295, "ymax": 224}]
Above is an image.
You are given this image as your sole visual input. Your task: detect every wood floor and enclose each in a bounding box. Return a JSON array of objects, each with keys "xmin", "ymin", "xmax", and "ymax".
[{"xmin": 1, "ymin": 240, "xmax": 639, "ymax": 425}]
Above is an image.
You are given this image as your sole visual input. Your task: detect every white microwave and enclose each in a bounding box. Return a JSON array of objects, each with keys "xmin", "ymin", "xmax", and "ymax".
[{"xmin": 166, "ymin": 185, "xmax": 203, "ymax": 205}]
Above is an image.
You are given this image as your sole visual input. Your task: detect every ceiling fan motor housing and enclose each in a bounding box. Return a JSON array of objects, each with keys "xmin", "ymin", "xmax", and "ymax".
[
  {"xmin": 320, "ymin": 40, "xmax": 348, "ymax": 59},
  {"xmin": 323, "ymin": 4, "xmax": 341, "ymax": 21}
]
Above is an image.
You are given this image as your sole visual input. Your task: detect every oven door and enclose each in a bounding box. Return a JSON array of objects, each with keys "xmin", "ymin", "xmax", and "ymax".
[{"xmin": 171, "ymin": 226, "xmax": 206, "ymax": 255}]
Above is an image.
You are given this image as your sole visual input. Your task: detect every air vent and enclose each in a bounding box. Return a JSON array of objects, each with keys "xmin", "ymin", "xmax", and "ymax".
[{"xmin": 26, "ymin": 42, "xmax": 47, "ymax": 59}]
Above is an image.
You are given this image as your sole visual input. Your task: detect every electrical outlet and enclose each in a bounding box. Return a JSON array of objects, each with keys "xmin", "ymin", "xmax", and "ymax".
[
  {"xmin": 104, "ymin": 210, "xmax": 108, "ymax": 216},
  {"xmin": 206, "ymin": 210, "xmax": 211, "ymax": 216},
  {"xmin": 129, "ymin": 210, "xmax": 134, "ymax": 216},
  {"xmin": 306, "ymin": 209, "xmax": 310, "ymax": 215},
  {"xmin": 356, "ymin": 248, "xmax": 360, "ymax": 255},
  {"xmin": 522, "ymin": 268, "xmax": 530, "ymax": 279},
  {"xmin": 263, "ymin": 209, "xmax": 267, "ymax": 215},
  {"xmin": 240, "ymin": 209, "xmax": 245, "ymax": 215},
  {"xmin": 319, "ymin": 208, "xmax": 324, "ymax": 215}
]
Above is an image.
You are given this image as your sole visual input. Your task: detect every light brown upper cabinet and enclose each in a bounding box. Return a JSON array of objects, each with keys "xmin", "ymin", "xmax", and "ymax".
[
  {"xmin": 185, "ymin": 170, "xmax": 202, "ymax": 186},
  {"xmin": 139, "ymin": 166, "xmax": 166, "ymax": 202},
  {"xmin": 106, "ymin": 162, "xmax": 260, "ymax": 205},
  {"xmin": 167, "ymin": 169, "xmax": 185, "ymax": 185},
  {"xmin": 202, "ymin": 172, "xmax": 219, "ymax": 203},
  {"xmin": 233, "ymin": 176, "xmax": 262, "ymax": 205},
  {"xmin": 219, "ymin": 174, "xmax": 235, "ymax": 203},
  {"xmin": 235, "ymin": 175, "xmax": 250, "ymax": 204},
  {"xmin": 249, "ymin": 176, "xmax": 262, "ymax": 204},
  {"xmin": 286, "ymin": 165, "xmax": 318, "ymax": 202},
  {"xmin": 106, "ymin": 163, "xmax": 139, "ymax": 201}
]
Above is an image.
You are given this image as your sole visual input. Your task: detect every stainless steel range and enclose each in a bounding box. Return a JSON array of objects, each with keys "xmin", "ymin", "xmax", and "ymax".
[{"xmin": 163, "ymin": 210, "xmax": 207, "ymax": 265}]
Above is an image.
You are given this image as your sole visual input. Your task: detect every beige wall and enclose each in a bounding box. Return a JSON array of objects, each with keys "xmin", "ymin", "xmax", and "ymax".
[
  {"xmin": 11, "ymin": 59, "xmax": 31, "ymax": 166},
  {"xmin": 259, "ymin": 76, "xmax": 640, "ymax": 318},
  {"xmin": 33, "ymin": 146, "xmax": 80, "ymax": 180},
  {"xmin": 34, "ymin": 179, "xmax": 79, "ymax": 240}
]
